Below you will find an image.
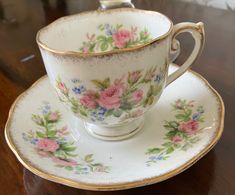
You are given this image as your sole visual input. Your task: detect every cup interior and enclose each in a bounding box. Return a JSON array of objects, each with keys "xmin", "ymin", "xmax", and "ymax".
[{"xmin": 38, "ymin": 9, "xmax": 172, "ymax": 54}]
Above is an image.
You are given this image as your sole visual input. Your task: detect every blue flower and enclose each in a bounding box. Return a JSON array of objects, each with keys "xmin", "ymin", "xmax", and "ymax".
[
  {"xmin": 192, "ymin": 112, "xmax": 201, "ymax": 121},
  {"xmin": 90, "ymin": 107, "xmax": 107, "ymax": 121},
  {"xmin": 98, "ymin": 107, "xmax": 107, "ymax": 115},
  {"xmin": 72, "ymin": 86, "xmax": 86, "ymax": 94},
  {"xmin": 156, "ymin": 155, "xmax": 163, "ymax": 160},
  {"xmin": 30, "ymin": 138, "xmax": 38, "ymax": 145},
  {"xmin": 149, "ymin": 155, "xmax": 163, "ymax": 161},
  {"xmin": 106, "ymin": 29, "xmax": 113, "ymax": 36},
  {"xmin": 41, "ymin": 102, "xmax": 51, "ymax": 115},
  {"xmin": 154, "ymin": 74, "xmax": 163, "ymax": 83}
]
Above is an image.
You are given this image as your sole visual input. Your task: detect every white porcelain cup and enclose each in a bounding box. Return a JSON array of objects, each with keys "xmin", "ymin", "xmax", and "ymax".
[{"xmin": 36, "ymin": 8, "xmax": 205, "ymax": 140}]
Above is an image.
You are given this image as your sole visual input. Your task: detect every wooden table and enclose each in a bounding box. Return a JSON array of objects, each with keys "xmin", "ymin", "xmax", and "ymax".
[{"xmin": 0, "ymin": 0, "xmax": 234, "ymax": 194}]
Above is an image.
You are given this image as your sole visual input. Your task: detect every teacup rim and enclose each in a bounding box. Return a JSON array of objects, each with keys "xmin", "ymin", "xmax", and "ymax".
[{"xmin": 36, "ymin": 8, "xmax": 173, "ymax": 58}]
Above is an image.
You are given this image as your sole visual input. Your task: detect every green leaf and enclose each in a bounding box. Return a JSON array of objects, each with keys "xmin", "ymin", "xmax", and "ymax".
[
  {"xmin": 165, "ymin": 130, "xmax": 178, "ymax": 138},
  {"xmin": 98, "ymin": 24, "xmax": 104, "ymax": 31},
  {"xmin": 116, "ymin": 24, "xmax": 123, "ymax": 29},
  {"xmin": 162, "ymin": 142, "xmax": 173, "ymax": 147},
  {"xmin": 120, "ymin": 102, "xmax": 132, "ymax": 110},
  {"xmin": 175, "ymin": 114, "xmax": 187, "ymax": 120},
  {"xmin": 85, "ymin": 154, "xmax": 94, "ymax": 163},
  {"xmin": 101, "ymin": 42, "xmax": 108, "ymax": 51},
  {"xmin": 166, "ymin": 147, "xmax": 174, "ymax": 154},
  {"xmin": 153, "ymin": 85, "xmax": 162, "ymax": 96},
  {"xmin": 103, "ymin": 78, "xmax": 110, "ymax": 87},
  {"xmin": 62, "ymin": 146, "xmax": 76, "ymax": 152},
  {"xmin": 36, "ymin": 131, "xmax": 46, "ymax": 138},
  {"xmin": 92, "ymin": 78, "xmax": 110, "ymax": 90},
  {"xmin": 79, "ymin": 107, "xmax": 87, "ymax": 117},
  {"xmin": 113, "ymin": 109, "xmax": 123, "ymax": 117},
  {"xmin": 47, "ymin": 130, "xmax": 57, "ymax": 138},
  {"xmin": 89, "ymin": 43, "xmax": 96, "ymax": 52},
  {"xmin": 97, "ymin": 35, "xmax": 106, "ymax": 41},
  {"xmin": 107, "ymin": 36, "xmax": 113, "ymax": 43},
  {"xmin": 185, "ymin": 109, "xmax": 192, "ymax": 116},
  {"xmin": 91, "ymin": 163, "xmax": 102, "ymax": 167},
  {"xmin": 65, "ymin": 152, "xmax": 77, "ymax": 157},
  {"xmin": 147, "ymin": 85, "xmax": 154, "ymax": 97},
  {"xmin": 65, "ymin": 166, "xmax": 73, "ymax": 171},
  {"xmin": 104, "ymin": 109, "xmax": 114, "ymax": 117},
  {"xmin": 54, "ymin": 150, "xmax": 67, "ymax": 159},
  {"xmin": 146, "ymin": 148, "xmax": 163, "ymax": 155}
]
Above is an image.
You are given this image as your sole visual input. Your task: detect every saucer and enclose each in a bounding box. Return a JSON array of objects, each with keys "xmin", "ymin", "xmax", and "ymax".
[{"xmin": 5, "ymin": 64, "xmax": 224, "ymax": 191}]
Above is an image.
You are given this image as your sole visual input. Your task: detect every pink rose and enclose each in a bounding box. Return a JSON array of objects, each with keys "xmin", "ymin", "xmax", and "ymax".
[
  {"xmin": 80, "ymin": 94, "xmax": 97, "ymax": 109},
  {"xmin": 128, "ymin": 71, "xmax": 141, "ymax": 84},
  {"xmin": 57, "ymin": 82, "xmax": 68, "ymax": 95},
  {"xmin": 52, "ymin": 157, "xmax": 77, "ymax": 166},
  {"xmin": 48, "ymin": 112, "xmax": 59, "ymax": 121},
  {"xmin": 132, "ymin": 89, "xmax": 143, "ymax": 103},
  {"xmin": 97, "ymin": 85, "xmax": 123, "ymax": 109},
  {"xmin": 178, "ymin": 120, "xmax": 199, "ymax": 134},
  {"xmin": 36, "ymin": 138, "xmax": 59, "ymax": 152},
  {"xmin": 112, "ymin": 30, "xmax": 133, "ymax": 48},
  {"xmin": 171, "ymin": 135, "xmax": 183, "ymax": 143}
]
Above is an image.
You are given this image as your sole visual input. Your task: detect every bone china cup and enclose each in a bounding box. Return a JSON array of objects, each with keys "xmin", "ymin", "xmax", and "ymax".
[{"xmin": 36, "ymin": 8, "xmax": 205, "ymax": 141}]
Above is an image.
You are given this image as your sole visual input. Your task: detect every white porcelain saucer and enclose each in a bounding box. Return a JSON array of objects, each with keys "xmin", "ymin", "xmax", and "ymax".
[{"xmin": 5, "ymin": 64, "xmax": 224, "ymax": 191}]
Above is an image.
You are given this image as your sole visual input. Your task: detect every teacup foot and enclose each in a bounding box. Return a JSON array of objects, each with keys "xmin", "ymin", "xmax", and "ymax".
[{"xmin": 84, "ymin": 117, "xmax": 144, "ymax": 141}]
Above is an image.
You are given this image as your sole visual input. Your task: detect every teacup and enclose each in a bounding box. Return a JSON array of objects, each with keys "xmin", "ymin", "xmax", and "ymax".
[{"xmin": 36, "ymin": 8, "xmax": 205, "ymax": 140}]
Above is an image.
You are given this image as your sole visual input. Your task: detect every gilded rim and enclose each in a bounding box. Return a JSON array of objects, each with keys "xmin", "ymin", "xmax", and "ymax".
[
  {"xmin": 36, "ymin": 8, "xmax": 173, "ymax": 58},
  {"xmin": 4, "ymin": 64, "xmax": 224, "ymax": 191}
]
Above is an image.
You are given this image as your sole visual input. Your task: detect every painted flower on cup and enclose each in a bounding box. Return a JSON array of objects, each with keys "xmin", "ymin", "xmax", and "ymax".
[
  {"xmin": 128, "ymin": 71, "xmax": 141, "ymax": 84},
  {"xmin": 22, "ymin": 103, "xmax": 110, "ymax": 174},
  {"xmin": 112, "ymin": 29, "xmax": 133, "ymax": 48},
  {"xmin": 55, "ymin": 65, "xmax": 165, "ymax": 122},
  {"xmin": 97, "ymin": 85, "xmax": 123, "ymax": 109},
  {"xmin": 146, "ymin": 99, "xmax": 205, "ymax": 165},
  {"xmin": 80, "ymin": 92, "xmax": 98, "ymax": 109},
  {"xmin": 79, "ymin": 23, "xmax": 152, "ymax": 53},
  {"xmin": 132, "ymin": 89, "xmax": 144, "ymax": 103},
  {"xmin": 57, "ymin": 81, "xmax": 69, "ymax": 95}
]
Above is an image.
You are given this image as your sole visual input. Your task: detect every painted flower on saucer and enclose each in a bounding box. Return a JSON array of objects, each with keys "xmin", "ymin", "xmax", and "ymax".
[
  {"xmin": 146, "ymin": 99, "xmax": 205, "ymax": 165},
  {"xmin": 22, "ymin": 102, "xmax": 109, "ymax": 174}
]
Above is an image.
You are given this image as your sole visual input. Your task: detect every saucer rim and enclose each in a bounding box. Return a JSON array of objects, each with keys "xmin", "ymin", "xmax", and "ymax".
[{"xmin": 4, "ymin": 64, "xmax": 225, "ymax": 191}]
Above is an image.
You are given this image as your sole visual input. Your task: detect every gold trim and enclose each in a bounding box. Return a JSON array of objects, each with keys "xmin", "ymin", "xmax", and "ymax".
[
  {"xmin": 36, "ymin": 8, "xmax": 173, "ymax": 58},
  {"xmin": 4, "ymin": 66, "xmax": 224, "ymax": 191}
]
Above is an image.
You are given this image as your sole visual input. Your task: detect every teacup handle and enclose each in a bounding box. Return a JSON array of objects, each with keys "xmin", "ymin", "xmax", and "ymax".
[{"xmin": 166, "ymin": 22, "xmax": 205, "ymax": 86}]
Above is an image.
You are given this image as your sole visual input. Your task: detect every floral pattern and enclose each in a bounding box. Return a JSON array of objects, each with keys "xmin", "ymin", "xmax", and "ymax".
[
  {"xmin": 146, "ymin": 99, "xmax": 205, "ymax": 165},
  {"xmin": 79, "ymin": 24, "xmax": 152, "ymax": 53},
  {"xmin": 22, "ymin": 102, "xmax": 109, "ymax": 174},
  {"xmin": 55, "ymin": 66, "xmax": 166, "ymax": 123}
]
